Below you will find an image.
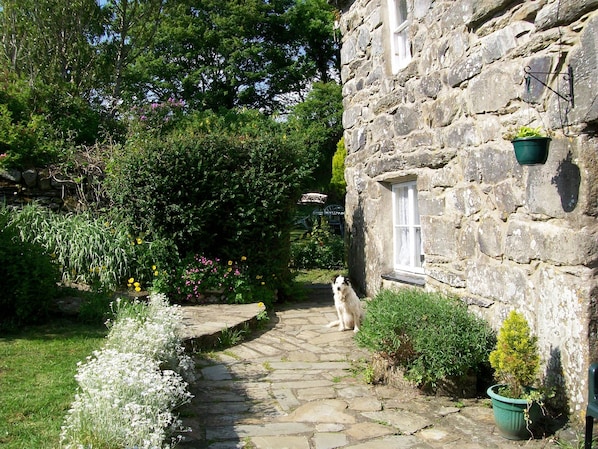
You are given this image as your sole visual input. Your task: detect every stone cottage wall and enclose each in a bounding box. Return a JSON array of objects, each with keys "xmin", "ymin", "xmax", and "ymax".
[{"xmin": 337, "ymin": 0, "xmax": 598, "ymax": 418}]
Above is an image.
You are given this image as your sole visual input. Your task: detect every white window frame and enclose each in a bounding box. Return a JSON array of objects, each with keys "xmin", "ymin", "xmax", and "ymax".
[
  {"xmin": 387, "ymin": 0, "xmax": 412, "ymax": 74},
  {"xmin": 392, "ymin": 181, "xmax": 423, "ymax": 273}
]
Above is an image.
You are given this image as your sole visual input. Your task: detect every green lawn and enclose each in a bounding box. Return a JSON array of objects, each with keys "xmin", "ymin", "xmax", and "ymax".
[
  {"xmin": 293, "ymin": 268, "xmax": 345, "ymax": 284},
  {"xmin": 0, "ymin": 320, "xmax": 106, "ymax": 449}
]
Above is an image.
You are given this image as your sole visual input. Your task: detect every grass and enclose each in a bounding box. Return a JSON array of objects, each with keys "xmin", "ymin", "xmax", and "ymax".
[
  {"xmin": 292, "ymin": 268, "xmax": 344, "ymax": 284},
  {"xmin": 217, "ymin": 324, "xmax": 249, "ymax": 348},
  {"xmin": 0, "ymin": 268, "xmax": 335, "ymax": 448},
  {"xmin": 0, "ymin": 319, "xmax": 106, "ymax": 449}
]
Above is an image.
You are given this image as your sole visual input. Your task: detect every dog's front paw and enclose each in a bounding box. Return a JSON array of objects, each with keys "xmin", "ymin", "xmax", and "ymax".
[
  {"xmin": 353, "ymin": 327, "xmax": 359, "ymax": 333},
  {"xmin": 338, "ymin": 326, "xmax": 346, "ymax": 332}
]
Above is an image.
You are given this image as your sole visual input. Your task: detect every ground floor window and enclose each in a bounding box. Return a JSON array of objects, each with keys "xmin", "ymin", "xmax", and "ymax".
[{"xmin": 392, "ymin": 181, "xmax": 423, "ymax": 272}]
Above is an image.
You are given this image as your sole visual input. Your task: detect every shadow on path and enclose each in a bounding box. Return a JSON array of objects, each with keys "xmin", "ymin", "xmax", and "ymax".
[{"xmin": 177, "ymin": 284, "xmax": 568, "ymax": 449}]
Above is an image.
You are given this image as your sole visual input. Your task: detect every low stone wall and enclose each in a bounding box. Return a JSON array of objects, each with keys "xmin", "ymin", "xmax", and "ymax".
[
  {"xmin": 337, "ymin": 0, "xmax": 598, "ymax": 419},
  {"xmin": 1, "ymin": 167, "xmax": 78, "ymax": 209}
]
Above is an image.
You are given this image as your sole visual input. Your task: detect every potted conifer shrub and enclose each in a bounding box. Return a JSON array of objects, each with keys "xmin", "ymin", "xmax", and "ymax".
[
  {"xmin": 487, "ymin": 310, "xmax": 544, "ymax": 440},
  {"xmin": 508, "ymin": 126, "xmax": 551, "ymax": 165}
]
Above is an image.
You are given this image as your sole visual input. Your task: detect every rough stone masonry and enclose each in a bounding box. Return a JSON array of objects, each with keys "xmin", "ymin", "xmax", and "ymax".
[{"xmin": 335, "ymin": 0, "xmax": 598, "ymax": 420}]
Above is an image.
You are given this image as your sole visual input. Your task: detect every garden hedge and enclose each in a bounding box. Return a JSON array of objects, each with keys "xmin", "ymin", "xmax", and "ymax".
[{"xmin": 106, "ymin": 130, "xmax": 309, "ymax": 292}]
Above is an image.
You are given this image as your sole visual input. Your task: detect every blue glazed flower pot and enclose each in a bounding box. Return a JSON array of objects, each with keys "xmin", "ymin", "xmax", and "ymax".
[
  {"xmin": 511, "ymin": 137, "xmax": 550, "ymax": 165},
  {"xmin": 487, "ymin": 384, "xmax": 541, "ymax": 440}
]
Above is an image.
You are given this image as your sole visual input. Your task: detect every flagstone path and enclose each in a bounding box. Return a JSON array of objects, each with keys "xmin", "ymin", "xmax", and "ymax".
[{"xmin": 178, "ymin": 285, "xmax": 575, "ymax": 449}]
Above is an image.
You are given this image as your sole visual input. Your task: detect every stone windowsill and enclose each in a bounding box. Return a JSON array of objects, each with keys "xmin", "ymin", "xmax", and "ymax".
[{"xmin": 381, "ymin": 270, "xmax": 426, "ymax": 286}]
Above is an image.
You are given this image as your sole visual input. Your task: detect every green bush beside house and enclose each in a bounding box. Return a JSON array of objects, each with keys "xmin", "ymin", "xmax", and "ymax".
[{"xmin": 356, "ymin": 288, "xmax": 495, "ymax": 391}]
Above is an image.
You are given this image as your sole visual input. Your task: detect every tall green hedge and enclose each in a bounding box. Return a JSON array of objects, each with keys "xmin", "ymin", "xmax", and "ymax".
[
  {"xmin": 106, "ymin": 130, "xmax": 309, "ymax": 289},
  {"xmin": 0, "ymin": 208, "xmax": 60, "ymax": 330}
]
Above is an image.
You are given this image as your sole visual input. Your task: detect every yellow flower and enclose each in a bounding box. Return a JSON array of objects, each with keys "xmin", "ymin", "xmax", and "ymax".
[
  {"xmin": 228, "ymin": 260, "xmax": 233, "ymax": 266},
  {"xmin": 154, "ymin": 270, "xmax": 159, "ymax": 276},
  {"xmin": 152, "ymin": 265, "xmax": 157, "ymax": 271},
  {"xmin": 261, "ymin": 281, "xmax": 265, "ymax": 286},
  {"xmin": 258, "ymin": 302, "xmax": 265, "ymax": 309},
  {"xmin": 128, "ymin": 278, "xmax": 135, "ymax": 284},
  {"xmin": 136, "ymin": 237, "xmax": 143, "ymax": 245},
  {"xmin": 135, "ymin": 286, "xmax": 141, "ymax": 292},
  {"xmin": 241, "ymin": 256, "xmax": 247, "ymax": 261},
  {"xmin": 134, "ymin": 282, "xmax": 140, "ymax": 288}
]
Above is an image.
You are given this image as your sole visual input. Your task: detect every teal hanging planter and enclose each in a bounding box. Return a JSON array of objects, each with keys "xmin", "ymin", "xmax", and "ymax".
[
  {"xmin": 511, "ymin": 137, "xmax": 550, "ymax": 165},
  {"xmin": 487, "ymin": 384, "xmax": 542, "ymax": 440}
]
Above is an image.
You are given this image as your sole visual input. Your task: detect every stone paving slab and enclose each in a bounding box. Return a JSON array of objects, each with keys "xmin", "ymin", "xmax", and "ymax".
[
  {"xmin": 178, "ymin": 286, "xmax": 578, "ymax": 449},
  {"xmin": 180, "ymin": 302, "xmax": 264, "ymax": 351}
]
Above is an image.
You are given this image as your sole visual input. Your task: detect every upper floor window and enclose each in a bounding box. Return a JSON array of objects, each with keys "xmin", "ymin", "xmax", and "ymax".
[
  {"xmin": 392, "ymin": 181, "xmax": 423, "ymax": 273},
  {"xmin": 387, "ymin": 0, "xmax": 411, "ymax": 74}
]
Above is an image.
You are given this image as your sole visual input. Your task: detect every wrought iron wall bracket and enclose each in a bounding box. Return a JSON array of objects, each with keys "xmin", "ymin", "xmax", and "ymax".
[{"xmin": 524, "ymin": 65, "xmax": 574, "ymax": 108}]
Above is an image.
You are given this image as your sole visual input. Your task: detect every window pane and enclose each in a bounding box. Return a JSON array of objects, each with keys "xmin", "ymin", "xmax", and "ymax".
[
  {"xmin": 414, "ymin": 227, "xmax": 423, "ymax": 267},
  {"xmin": 412, "ymin": 187, "xmax": 420, "ymax": 225},
  {"xmin": 396, "ymin": 33, "xmax": 406, "ymax": 59},
  {"xmin": 397, "ymin": 0, "xmax": 408, "ymax": 22},
  {"xmin": 395, "ymin": 227, "xmax": 411, "ymax": 266},
  {"xmin": 396, "ymin": 186, "xmax": 408, "ymax": 224},
  {"xmin": 393, "ymin": 181, "xmax": 423, "ymax": 272},
  {"xmin": 388, "ymin": 0, "xmax": 411, "ymax": 73}
]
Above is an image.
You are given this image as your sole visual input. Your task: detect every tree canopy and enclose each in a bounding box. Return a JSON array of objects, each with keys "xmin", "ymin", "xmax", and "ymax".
[
  {"xmin": 0, "ymin": 0, "xmax": 340, "ymax": 113},
  {"xmin": 0, "ymin": 0, "xmax": 344, "ymax": 200}
]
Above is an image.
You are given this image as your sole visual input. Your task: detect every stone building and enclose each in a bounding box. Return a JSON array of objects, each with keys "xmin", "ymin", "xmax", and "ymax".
[{"xmin": 334, "ymin": 0, "xmax": 598, "ymax": 418}]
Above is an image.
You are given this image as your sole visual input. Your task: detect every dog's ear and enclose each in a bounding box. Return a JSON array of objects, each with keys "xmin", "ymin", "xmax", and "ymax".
[{"xmin": 343, "ymin": 277, "xmax": 351, "ymax": 286}]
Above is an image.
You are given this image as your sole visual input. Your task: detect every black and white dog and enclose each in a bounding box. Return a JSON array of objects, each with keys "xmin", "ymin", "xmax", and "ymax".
[{"xmin": 327, "ymin": 275, "xmax": 364, "ymax": 333}]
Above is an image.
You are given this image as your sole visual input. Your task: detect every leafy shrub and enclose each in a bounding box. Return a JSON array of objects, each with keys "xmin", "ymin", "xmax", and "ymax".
[
  {"xmin": 106, "ymin": 129, "xmax": 309, "ymax": 297},
  {"xmin": 127, "ymin": 98, "xmax": 186, "ymax": 138},
  {"xmin": 75, "ymin": 290, "xmax": 114, "ymax": 325},
  {"xmin": 0, "ymin": 74, "xmax": 114, "ymax": 169},
  {"xmin": 0, "ymin": 103, "xmax": 64, "ymax": 169},
  {"xmin": 159, "ymin": 254, "xmax": 276, "ymax": 307},
  {"xmin": 330, "ymin": 137, "xmax": 346, "ymax": 199},
  {"xmin": 0, "ymin": 208, "xmax": 60, "ymax": 330},
  {"xmin": 290, "ymin": 224, "xmax": 345, "ymax": 269},
  {"xmin": 489, "ymin": 310, "xmax": 540, "ymax": 398},
  {"xmin": 7, "ymin": 204, "xmax": 177, "ymax": 291},
  {"xmin": 356, "ymin": 288, "xmax": 495, "ymax": 389}
]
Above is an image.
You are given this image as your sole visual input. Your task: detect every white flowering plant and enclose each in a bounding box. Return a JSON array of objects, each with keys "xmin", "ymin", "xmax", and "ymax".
[{"xmin": 60, "ymin": 294, "xmax": 194, "ymax": 449}]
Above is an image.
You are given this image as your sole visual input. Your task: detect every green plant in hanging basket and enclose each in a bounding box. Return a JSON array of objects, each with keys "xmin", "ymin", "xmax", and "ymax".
[
  {"xmin": 505, "ymin": 126, "xmax": 551, "ymax": 165},
  {"xmin": 514, "ymin": 126, "xmax": 544, "ymax": 138},
  {"xmin": 504, "ymin": 126, "xmax": 548, "ymax": 140}
]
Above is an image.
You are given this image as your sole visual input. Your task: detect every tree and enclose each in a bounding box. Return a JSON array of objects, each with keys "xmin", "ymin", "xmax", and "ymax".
[
  {"xmin": 98, "ymin": 0, "xmax": 166, "ymax": 106},
  {"xmin": 0, "ymin": 0, "xmax": 103, "ymax": 96},
  {"xmin": 286, "ymin": 81, "xmax": 343, "ymax": 192},
  {"xmin": 285, "ymin": 0, "xmax": 340, "ymax": 84},
  {"xmin": 116, "ymin": 0, "xmax": 340, "ymax": 112}
]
